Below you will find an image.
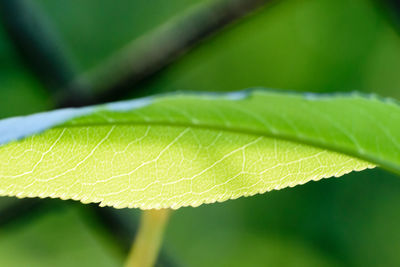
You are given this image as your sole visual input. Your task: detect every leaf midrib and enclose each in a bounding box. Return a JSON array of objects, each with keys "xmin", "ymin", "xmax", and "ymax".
[{"xmin": 51, "ymin": 120, "xmax": 395, "ymax": 174}]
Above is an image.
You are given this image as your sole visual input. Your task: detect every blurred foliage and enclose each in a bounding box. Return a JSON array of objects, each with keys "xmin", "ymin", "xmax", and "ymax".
[
  {"xmin": 0, "ymin": 202, "xmax": 122, "ymax": 267},
  {"xmin": 1, "ymin": 0, "xmax": 400, "ymax": 266},
  {"xmin": 133, "ymin": 0, "xmax": 400, "ymax": 97},
  {"xmin": 36, "ymin": 0, "xmax": 208, "ymax": 70},
  {"xmin": 0, "ymin": 25, "xmax": 50, "ymax": 118},
  {"xmin": 166, "ymin": 168, "xmax": 400, "ymax": 267}
]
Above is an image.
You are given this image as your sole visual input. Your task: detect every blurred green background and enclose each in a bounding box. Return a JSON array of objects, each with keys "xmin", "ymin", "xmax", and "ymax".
[{"xmin": 1, "ymin": 0, "xmax": 400, "ymax": 266}]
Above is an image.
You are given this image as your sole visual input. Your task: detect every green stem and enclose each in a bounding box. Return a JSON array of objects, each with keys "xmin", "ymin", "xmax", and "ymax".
[{"xmin": 125, "ymin": 209, "xmax": 171, "ymax": 267}]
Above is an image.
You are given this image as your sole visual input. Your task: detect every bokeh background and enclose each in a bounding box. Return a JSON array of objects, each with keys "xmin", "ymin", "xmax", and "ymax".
[{"xmin": 1, "ymin": 0, "xmax": 400, "ymax": 266}]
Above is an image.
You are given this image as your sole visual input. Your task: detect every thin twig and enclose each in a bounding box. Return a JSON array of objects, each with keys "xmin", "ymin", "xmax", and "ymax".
[{"xmin": 62, "ymin": 0, "xmax": 272, "ymax": 106}]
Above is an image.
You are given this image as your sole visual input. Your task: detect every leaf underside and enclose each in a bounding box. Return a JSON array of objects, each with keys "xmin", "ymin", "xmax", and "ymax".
[{"xmin": 1, "ymin": 89, "xmax": 399, "ymax": 209}]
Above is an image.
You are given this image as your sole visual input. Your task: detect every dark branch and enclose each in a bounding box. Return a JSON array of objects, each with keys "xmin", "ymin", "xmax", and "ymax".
[
  {"xmin": 0, "ymin": 0, "xmax": 92, "ymax": 105},
  {"xmin": 0, "ymin": 0, "xmax": 273, "ymax": 106},
  {"xmin": 0, "ymin": 198, "xmax": 43, "ymax": 227},
  {"xmin": 380, "ymin": 0, "xmax": 400, "ymax": 32},
  {"xmin": 61, "ymin": 0, "xmax": 273, "ymax": 106}
]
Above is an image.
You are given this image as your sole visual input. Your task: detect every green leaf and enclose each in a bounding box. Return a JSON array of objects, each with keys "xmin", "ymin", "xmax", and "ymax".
[{"xmin": 1, "ymin": 89, "xmax": 399, "ymax": 209}]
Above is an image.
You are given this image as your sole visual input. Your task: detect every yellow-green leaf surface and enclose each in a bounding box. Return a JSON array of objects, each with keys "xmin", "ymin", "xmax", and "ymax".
[{"xmin": 1, "ymin": 90, "xmax": 399, "ymax": 209}]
